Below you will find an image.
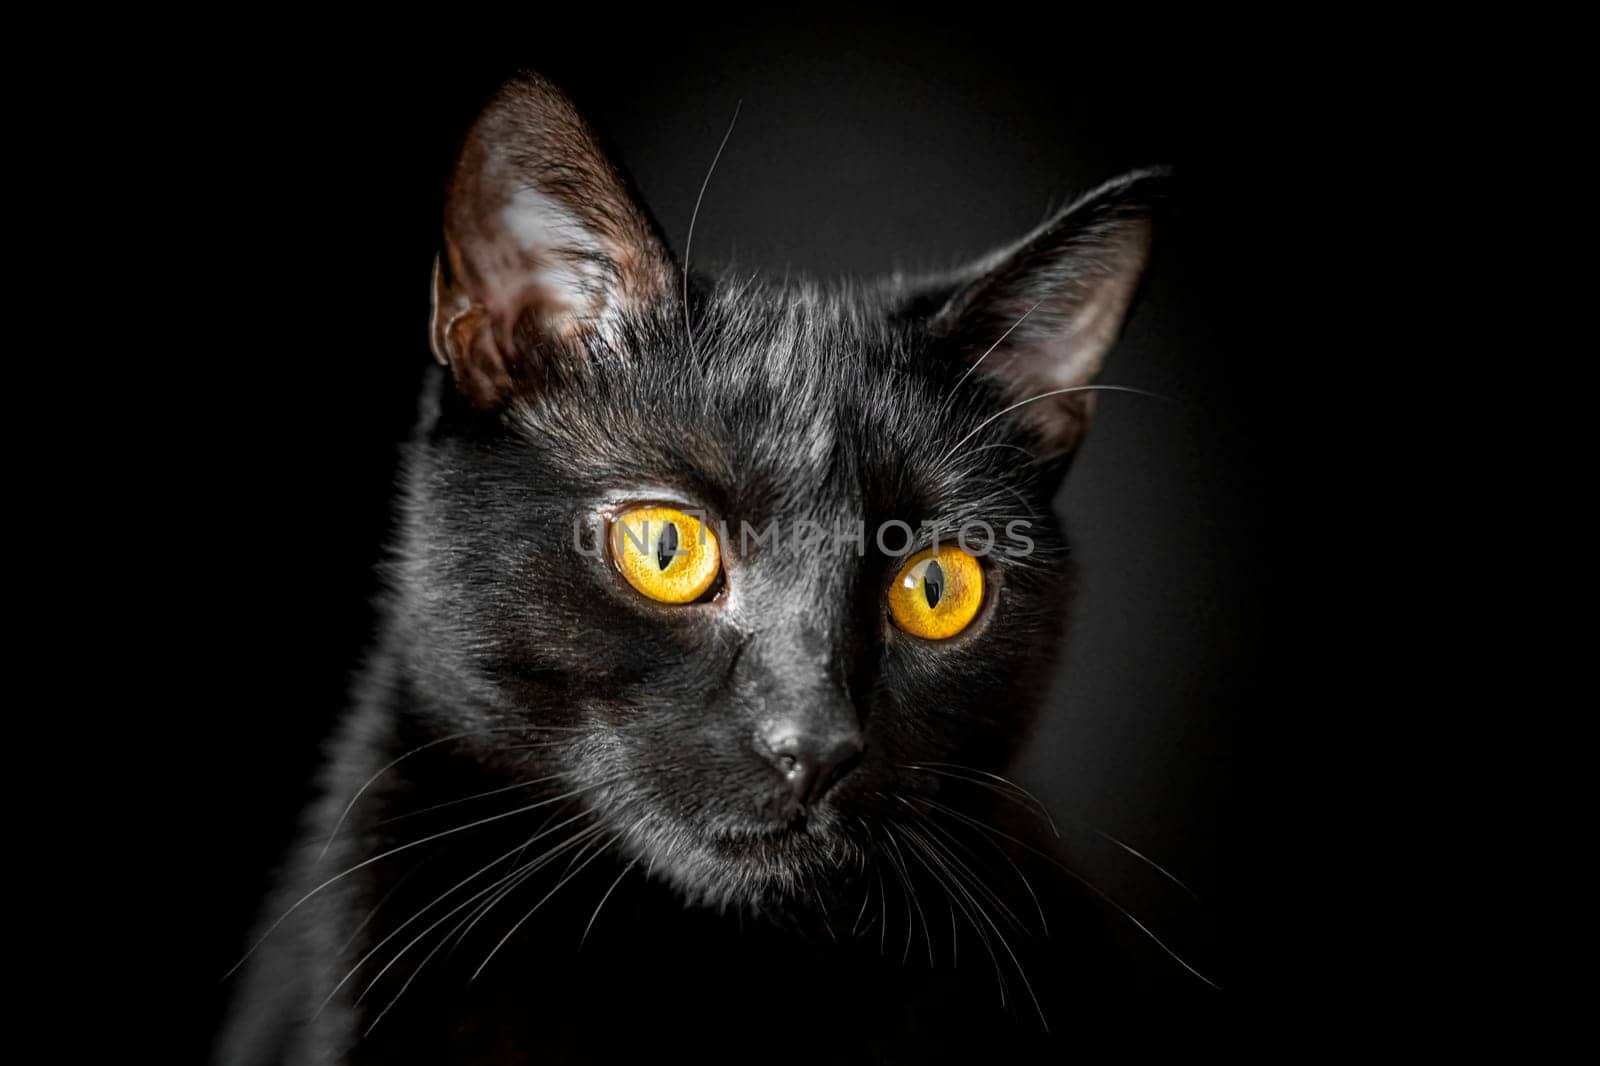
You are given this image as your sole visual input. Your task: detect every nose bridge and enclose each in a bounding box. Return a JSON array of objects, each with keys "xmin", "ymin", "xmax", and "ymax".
[
  {"xmin": 750, "ymin": 578, "xmax": 853, "ymax": 712},
  {"xmin": 737, "ymin": 471, "xmax": 863, "ymax": 654},
  {"xmin": 745, "ymin": 605, "xmax": 864, "ymax": 809}
]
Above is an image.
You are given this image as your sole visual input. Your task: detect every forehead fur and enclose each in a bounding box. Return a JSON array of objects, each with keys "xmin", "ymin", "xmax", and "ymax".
[{"xmin": 498, "ymin": 275, "xmax": 1055, "ymax": 555}]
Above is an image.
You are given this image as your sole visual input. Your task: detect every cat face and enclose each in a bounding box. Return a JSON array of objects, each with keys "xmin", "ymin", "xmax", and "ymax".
[{"xmin": 399, "ymin": 74, "xmax": 1163, "ymax": 909}]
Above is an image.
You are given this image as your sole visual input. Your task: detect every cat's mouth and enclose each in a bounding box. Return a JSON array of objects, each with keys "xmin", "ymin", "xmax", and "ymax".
[
  {"xmin": 616, "ymin": 803, "xmax": 861, "ymax": 905},
  {"xmin": 702, "ymin": 811, "xmax": 847, "ymax": 863},
  {"xmin": 708, "ymin": 819, "xmax": 816, "ymax": 853}
]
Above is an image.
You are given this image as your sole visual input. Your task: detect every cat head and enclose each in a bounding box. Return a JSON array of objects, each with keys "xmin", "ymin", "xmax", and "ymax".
[{"xmin": 398, "ymin": 73, "xmax": 1165, "ymax": 909}]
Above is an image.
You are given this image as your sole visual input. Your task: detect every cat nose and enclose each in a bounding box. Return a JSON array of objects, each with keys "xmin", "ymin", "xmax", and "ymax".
[{"xmin": 757, "ymin": 723, "xmax": 864, "ymax": 808}]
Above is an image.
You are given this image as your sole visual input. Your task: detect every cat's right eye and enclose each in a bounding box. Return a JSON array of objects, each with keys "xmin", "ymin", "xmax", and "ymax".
[{"xmin": 609, "ymin": 506, "xmax": 721, "ymax": 604}]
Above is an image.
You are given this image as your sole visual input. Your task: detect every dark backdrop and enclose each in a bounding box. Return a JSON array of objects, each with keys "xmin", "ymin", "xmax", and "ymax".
[{"xmin": 178, "ymin": 23, "xmax": 1283, "ymax": 1057}]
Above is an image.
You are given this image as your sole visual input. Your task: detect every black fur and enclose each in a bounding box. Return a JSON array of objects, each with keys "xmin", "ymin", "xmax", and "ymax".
[{"xmin": 218, "ymin": 74, "xmax": 1171, "ymax": 1064}]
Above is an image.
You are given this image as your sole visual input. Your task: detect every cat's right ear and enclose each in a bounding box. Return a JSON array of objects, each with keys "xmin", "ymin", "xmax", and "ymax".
[{"xmin": 430, "ymin": 73, "xmax": 677, "ymax": 409}]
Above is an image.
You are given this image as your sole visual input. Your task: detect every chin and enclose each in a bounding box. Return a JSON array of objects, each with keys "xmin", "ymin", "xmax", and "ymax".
[{"xmin": 612, "ymin": 802, "xmax": 867, "ymax": 911}]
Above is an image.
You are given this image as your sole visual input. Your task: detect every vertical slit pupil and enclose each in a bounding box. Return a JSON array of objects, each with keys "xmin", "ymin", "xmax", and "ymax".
[
  {"xmin": 923, "ymin": 560, "xmax": 944, "ymax": 609},
  {"xmin": 656, "ymin": 522, "xmax": 679, "ymax": 571}
]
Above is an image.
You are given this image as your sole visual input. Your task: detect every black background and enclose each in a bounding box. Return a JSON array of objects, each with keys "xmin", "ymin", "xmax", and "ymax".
[{"xmin": 165, "ymin": 22, "xmax": 1302, "ymax": 1058}]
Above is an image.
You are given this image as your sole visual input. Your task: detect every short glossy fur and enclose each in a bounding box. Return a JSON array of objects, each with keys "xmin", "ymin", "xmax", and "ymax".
[{"xmin": 218, "ymin": 72, "xmax": 1170, "ymax": 1064}]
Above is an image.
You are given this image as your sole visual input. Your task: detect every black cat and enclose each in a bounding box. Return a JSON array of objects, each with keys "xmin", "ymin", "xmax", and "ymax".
[{"xmin": 218, "ymin": 71, "xmax": 1181, "ymax": 1064}]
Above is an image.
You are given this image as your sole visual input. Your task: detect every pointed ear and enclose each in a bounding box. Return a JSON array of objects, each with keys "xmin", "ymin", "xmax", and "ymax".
[
  {"xmin": 430, "ymin": 73, "xmax": 677, "ymax": 408},
  {"xmin": 935, "ymin": 168, "xmax": 1168, "ymax": 456}
]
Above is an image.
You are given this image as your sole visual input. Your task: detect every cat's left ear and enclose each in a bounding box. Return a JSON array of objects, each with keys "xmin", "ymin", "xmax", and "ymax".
[
  {"xmin": 430, "ymin": 73, "xmax": 677, "ymax": 408},
  {"xmin": 934, "ymin": 168, "xmax": 1169, "ymax": 457}
]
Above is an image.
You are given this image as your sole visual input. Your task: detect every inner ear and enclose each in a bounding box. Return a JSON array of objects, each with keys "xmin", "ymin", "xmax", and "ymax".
[
  {"xmin": 934, "ymin": 168, "xmax": 1169, "ymax": 457},
  {"xmin": 431, "ymin": 72, "xmax": 678, "ymax": 409}
]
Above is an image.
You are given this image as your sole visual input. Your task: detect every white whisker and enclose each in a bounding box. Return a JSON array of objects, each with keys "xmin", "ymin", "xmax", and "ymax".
[
  {"xmin": 942, "ymin": 299, "xmax": 1043, "ymax": 406},
  {"xmin": 323, "ymin": 809, "xmax": 599, "ymax": 1014},
  {"xmin": 683, "ymin": 100, "xmax": 743, "ymax": 356},
  {"xmin": 581, "ymin": 855, "xmax": 639, "ymax": 949},
  {"xmin": 471, "ymin": 831, "xmax": 619, "ymax": 981},
  {"xmin": 938, "ymin": 384, "xmax": 1171, "ymax": 468},
  {"xmin": 1095, "ymin": 829, "xmax": 1199, "ymax": 900},
  {"xmin": 316, "ymin": 727, "xmax": 553, "ymax": 863},
  {"xmin": 228, "ymin": 773, "xmax": 627, "ymax": 978}
]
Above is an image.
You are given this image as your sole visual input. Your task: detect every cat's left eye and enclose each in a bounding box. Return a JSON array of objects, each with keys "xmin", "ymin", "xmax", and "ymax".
[
  {"xmin": 887, "ymin": 546, "xmax": 984, "ymax": 639},
  {"xmin": 609, "ymin": 506, "xmax": 721, "ymax": 604}
]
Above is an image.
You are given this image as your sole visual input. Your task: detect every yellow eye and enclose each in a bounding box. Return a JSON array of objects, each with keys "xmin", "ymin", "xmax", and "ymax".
[
  {"xmin": 887, "ymin": 546, "xmax": 984, "ymax": 640},
  {"xmin": 610, "ymin": 506, "xmax": 721, "ymax": 604}
]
